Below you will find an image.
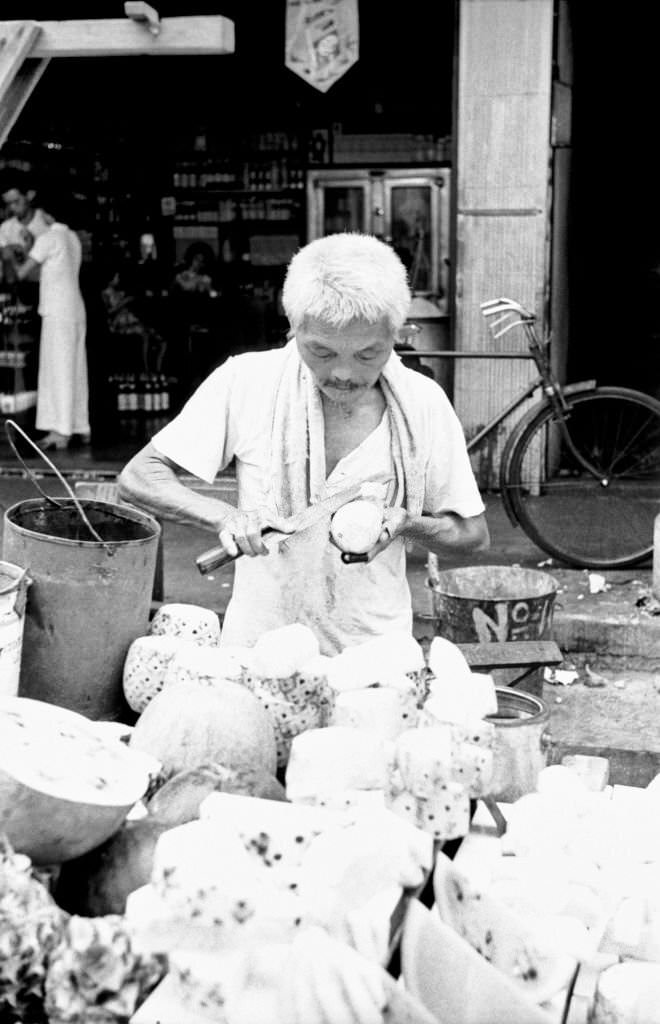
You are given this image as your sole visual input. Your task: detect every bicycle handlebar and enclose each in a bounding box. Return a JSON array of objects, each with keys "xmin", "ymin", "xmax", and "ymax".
[
  {"xmin": 480, "ymin": 297, "xmax": 535, "ymax": 320},
  {"xmin": 480, "ymin": 298, "xmax": 538, "ymax": 342}
]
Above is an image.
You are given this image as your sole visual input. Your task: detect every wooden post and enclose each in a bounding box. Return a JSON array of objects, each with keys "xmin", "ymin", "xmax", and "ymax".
[{"xmin": 454, "ymin": 0, "xmax": 554, "ymax": 487}]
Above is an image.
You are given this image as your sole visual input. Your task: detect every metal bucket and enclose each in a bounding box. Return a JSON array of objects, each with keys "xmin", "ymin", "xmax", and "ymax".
[
  {"xmin": 428, "ymin": 565, "xmax": 558, "ymax": 694},
  {"xmin": 487, "ymin": 687, "xmax": 553, "ymax": 802},
  {"xmin": 2, "ymin": 498, "xmax": 161, "ymax": 721}
]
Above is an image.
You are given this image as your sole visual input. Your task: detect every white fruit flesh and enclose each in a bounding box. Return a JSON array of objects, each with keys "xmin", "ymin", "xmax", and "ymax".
[
  {"xmin": 0, "ymin": 696, "xmax": 152, "ymax": 863},
  {"xmin": 330, "ymin": 500, "xmax": 383, "ymax": 554},
  {"xmin": 148, "ymin": 603, "xmax": 221, "ymax": 645},
  {"xmin": 285, "ymin": 726, "xmax": 390, "ymax": 802}
]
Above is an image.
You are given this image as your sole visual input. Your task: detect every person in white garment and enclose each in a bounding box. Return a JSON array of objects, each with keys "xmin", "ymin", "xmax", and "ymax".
[
  {"xmin": 11, "ymin": 189, "xmax": 89, "ymax": 450},
  {"xmin": 0, "ymin": 170, "xmax": 49, "ymax": 264},
  {"xmin": 0, "ymin": 170, "xmax": 49, "ymax": 304},
  {"xmin": 118, "ymin": 232, "xmax": 489, "ymax": 655}
]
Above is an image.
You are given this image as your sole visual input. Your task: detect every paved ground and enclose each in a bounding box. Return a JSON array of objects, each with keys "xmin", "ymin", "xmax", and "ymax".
[{"xmin": 0, "ymin": 464, "xmax": 658, "ymax": 784}]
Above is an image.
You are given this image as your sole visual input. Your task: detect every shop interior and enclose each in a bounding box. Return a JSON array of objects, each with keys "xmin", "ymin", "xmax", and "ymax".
[
  {"xmin": 1, "ymin": 2, "xmax": 660, "ymax": 469},
  {"xmin": 0, "ymin": 1, "xmax": 454, "ymax": 462}
]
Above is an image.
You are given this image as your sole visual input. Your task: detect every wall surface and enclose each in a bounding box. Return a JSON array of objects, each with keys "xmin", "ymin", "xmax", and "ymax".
[{"xmin": 454, "ymin": 0, "xmax": 554, "ymax": 486}]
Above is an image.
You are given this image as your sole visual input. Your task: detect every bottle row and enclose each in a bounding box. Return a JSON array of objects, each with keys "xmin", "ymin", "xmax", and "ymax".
[
  {"xmin": 173, "ymin": 195, "xmax": 301, "ymax": 226},
  {"xmin": 117, "ymin": 414, "xmax": 172, "ymax": 441},
  {"xmin": 108, "ymin": 373, "xmax": 173, "ymax": 415},
  {"xmin": 0, "ymin": 350, "xmax": 28, "ymax": 368},
  {"xmin": 171, "ymin": 161, "xmax": 307, "ymax": 192}
]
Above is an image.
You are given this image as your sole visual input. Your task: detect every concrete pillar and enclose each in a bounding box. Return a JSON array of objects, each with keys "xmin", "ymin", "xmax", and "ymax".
[{"xmin": 454, "ymin": 0, "xmax": 555, "ymax": 487}]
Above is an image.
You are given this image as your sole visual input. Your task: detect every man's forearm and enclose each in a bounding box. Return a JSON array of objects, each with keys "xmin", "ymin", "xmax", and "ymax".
[
  {"xmin": 117, "ymin": 448, "xmax": 235, "ymax": 535},
  {"xmin": 401, "ymin": 511, "xmax": 489, "ymax": 556}
]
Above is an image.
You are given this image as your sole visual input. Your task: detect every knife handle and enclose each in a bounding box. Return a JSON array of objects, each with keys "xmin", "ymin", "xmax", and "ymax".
[
  {"xmin": 196, "ymin": 545, "xmax": 239, "ymax": 574},
  {"xmin": 196, "ymin": 527, "xmax": 276, "ymax": 575},
  {"xmin": 341, "ymin": 551, "xmax": 370, "ymax": 564}
]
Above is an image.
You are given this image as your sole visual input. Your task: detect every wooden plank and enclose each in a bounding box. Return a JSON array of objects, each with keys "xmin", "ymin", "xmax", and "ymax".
[
  {"xmin": 22, "ymin": 16, "xmax": 235, "ymax": 57},
  {"xmin": 0, "ymin": 56, "xmax": 49, "ymax": 149},
  {"xmin": 0, "ymin": 20, "xmax": 41, "ymax": 98},
  {"xmin": 457, "ymin": 640, "xmax": 563, "ymax": 668}
]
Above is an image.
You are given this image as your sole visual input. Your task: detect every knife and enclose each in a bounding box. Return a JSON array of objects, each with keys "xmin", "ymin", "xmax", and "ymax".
[{"xmin": 195, "ymin": 473, "xmax": 392, "ymax": 575}]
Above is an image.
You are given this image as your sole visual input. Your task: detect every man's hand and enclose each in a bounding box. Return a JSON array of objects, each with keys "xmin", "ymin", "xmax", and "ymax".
[
  {"xmin": 8, "ymin": 243, "xmax": 27, "ymax": 264},
  {"xmin": 340, "ymin": 506, "xmax": 409, "ymax": 564},
  {"xmin": 217, "ymin": 507, "xmax": 297, "ymax": 559}
]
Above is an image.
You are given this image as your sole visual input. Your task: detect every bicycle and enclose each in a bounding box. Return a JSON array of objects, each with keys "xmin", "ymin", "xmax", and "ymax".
[{"xmin": 459, "ymin": 298, "xmax": 660, "ymax": 569}]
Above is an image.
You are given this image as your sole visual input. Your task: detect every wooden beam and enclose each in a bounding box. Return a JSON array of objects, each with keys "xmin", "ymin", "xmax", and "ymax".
[
  {"xmin": 0, "ymin": 20, "xmax": 42, "ymax": 96},
  {"xmin": 0, "ymin": 22, "xmax": 49, "ymax": 148},
  {"xmin": 0, "ymin": 56, "xmax": 49, "ymax": 149},
  {"xmin": 7, "ymin": 16, "xmax": 235, "ymax": 58}
]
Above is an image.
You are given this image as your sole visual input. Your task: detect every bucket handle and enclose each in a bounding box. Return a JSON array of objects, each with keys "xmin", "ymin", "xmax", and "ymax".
[{"xmin": 4, "ymin": 420, "xmax": 114, "ymax": 554}]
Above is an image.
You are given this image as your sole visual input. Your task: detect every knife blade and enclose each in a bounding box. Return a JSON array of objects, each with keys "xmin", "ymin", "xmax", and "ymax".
[{"xmin": 196, "ymin": 473, "xmax": 393, "ymax": 575}]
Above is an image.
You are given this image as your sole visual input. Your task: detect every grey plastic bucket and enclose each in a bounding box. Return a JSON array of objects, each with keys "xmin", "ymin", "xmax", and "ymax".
[
  {"xmin": 428, "ymin": 565, "xmax": 559, "ymax": 693},
  {"xmin": 0, "ymin": 561, "xmax": 30, "ymax": 697},
  {"xmin": 2, "ymin": 498, "xmax": 161, "ymax": 721}
]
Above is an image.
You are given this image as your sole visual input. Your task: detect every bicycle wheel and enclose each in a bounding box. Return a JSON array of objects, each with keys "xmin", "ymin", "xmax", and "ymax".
[{"xmin": 505, "ymin": 387, "xmax": 660, "ymax": 568}]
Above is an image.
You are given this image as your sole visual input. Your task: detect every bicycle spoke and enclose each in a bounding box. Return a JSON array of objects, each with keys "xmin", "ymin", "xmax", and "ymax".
[
  {"xmin": 506, "ymin": 389, "xmax": 660, "ymax": 568},
  {"xmin": 604, "ymin": 408, "xmax": 659, "ymax": 476}
]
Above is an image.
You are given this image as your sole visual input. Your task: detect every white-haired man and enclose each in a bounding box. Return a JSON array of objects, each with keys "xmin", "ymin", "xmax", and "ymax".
[{"xmin": 118, "ymin": 233, "xmax": 489, "ymax": 654}]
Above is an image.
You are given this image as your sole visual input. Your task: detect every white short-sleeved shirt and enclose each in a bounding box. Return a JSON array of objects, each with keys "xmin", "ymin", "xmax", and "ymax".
[
  {"xmin": 29, "ymin": 223, "xmax": 85, "ymax": 321},
  {"xmin": 152, "ymin": 349, "xmax": 485, "ymax": 655},
  {"xmin": 0, "ymin": 209, "xmax": 49, "ymax": 248}
]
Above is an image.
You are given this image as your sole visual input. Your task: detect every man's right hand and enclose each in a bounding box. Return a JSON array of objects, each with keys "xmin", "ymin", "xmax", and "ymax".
[{"xmin": 217, "ymin": 508, "xmax": 296, "ymax": 559}]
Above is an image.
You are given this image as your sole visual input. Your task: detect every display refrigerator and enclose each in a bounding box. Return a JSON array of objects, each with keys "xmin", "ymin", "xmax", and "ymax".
[{"xmin": 306, "ymin": 166, "xmax": 452, "ymax": 391}]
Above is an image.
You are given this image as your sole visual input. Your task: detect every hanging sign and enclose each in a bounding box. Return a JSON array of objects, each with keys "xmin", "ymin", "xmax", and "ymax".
[{"xmin": 285, "ymin": 0, "xmax": 359, "ymax": 93}]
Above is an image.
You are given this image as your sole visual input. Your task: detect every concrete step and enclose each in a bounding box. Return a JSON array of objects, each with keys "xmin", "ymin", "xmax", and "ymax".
[
  {"xmin": 543, "ymin": 670, "xmax": 660, "ymax": 786},
  {"xmin": 549, "ymin": 569, "xmax": 660, "ymax": 672}
]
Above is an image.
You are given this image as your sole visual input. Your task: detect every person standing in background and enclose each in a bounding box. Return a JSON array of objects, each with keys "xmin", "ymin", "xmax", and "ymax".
[
  {"xmin": 0, "ymin": 169, "xmax": 49, "ymax": 302},
  {"xmin": 170, "ymin": 241, "xmax": 219, "ymax": 393},
  {"xmin": 10, "ymin": 189, "xmax": 89, "ymax": 450},
  {"xmin": 133, "ymin": 232, "xmax": 167, "ymax": 373}
]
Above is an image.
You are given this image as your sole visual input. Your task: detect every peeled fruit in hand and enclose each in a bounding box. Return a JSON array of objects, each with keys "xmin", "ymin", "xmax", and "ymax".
[{"xmin": 330, "ymin": 499, "xmax": 384, "ymax": 554}]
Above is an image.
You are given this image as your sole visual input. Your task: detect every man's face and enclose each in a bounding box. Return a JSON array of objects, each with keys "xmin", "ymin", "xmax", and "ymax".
[
  {"xmin": 2, "ymin": 188, "xmax": 32, "ymax": 222},
  {"xmin": 296, "ymin": 318, "xmax": 395, "ymax": 404}
]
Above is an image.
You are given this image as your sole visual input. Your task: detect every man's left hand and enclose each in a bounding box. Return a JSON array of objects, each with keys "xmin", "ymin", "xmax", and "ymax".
[{"xmin": 341, "ymin": 506, "xmax": 409, "ymax": 564}]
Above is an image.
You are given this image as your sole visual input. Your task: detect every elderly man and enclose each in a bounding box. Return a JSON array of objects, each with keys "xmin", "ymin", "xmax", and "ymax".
[{"xmin": 118, "ymin": 232, "xmax": 488, "ymax": 654}]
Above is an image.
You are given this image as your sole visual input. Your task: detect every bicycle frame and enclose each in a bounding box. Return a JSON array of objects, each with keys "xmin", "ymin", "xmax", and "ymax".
[
  {"xmin": 464, "ymin": 373, "xmax": 543, "ymax": 454},
  {"xmin": 479, "ymin": 299, "xmax": 607, "ymax": 482},
  {"xmin": 406, "ymin": 299, "xmax": 608, "ymax": 488}
]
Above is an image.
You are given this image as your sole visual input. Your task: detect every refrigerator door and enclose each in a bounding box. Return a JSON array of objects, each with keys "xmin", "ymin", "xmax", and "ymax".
[
  {"xmin": 306, "ymin": 167, "xmax": 450, "ymax": 308},
  {"xmin": 306, "ymin": 171, "xmax": 370, "ymax": 238},
  {"xmin": 384, "ymin": 169, "xmax": 450, "ymax": 308}
]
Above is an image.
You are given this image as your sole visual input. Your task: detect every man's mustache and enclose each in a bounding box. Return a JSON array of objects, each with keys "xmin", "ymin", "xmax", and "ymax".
[{"xmin": 324, "ymin": 380, "xmax": 361, "ymax": 390}]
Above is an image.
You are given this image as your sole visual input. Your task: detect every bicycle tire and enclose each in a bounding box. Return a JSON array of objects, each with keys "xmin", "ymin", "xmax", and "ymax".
[{"xmin": 504, "ymin": 386, "xmax": 660, "ymax": 569}]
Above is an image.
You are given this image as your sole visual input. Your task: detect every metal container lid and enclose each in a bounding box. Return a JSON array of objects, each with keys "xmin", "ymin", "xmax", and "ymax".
[{"xmin": 486, "ymin": 687, "xmax": 550, "ymax": 727}]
